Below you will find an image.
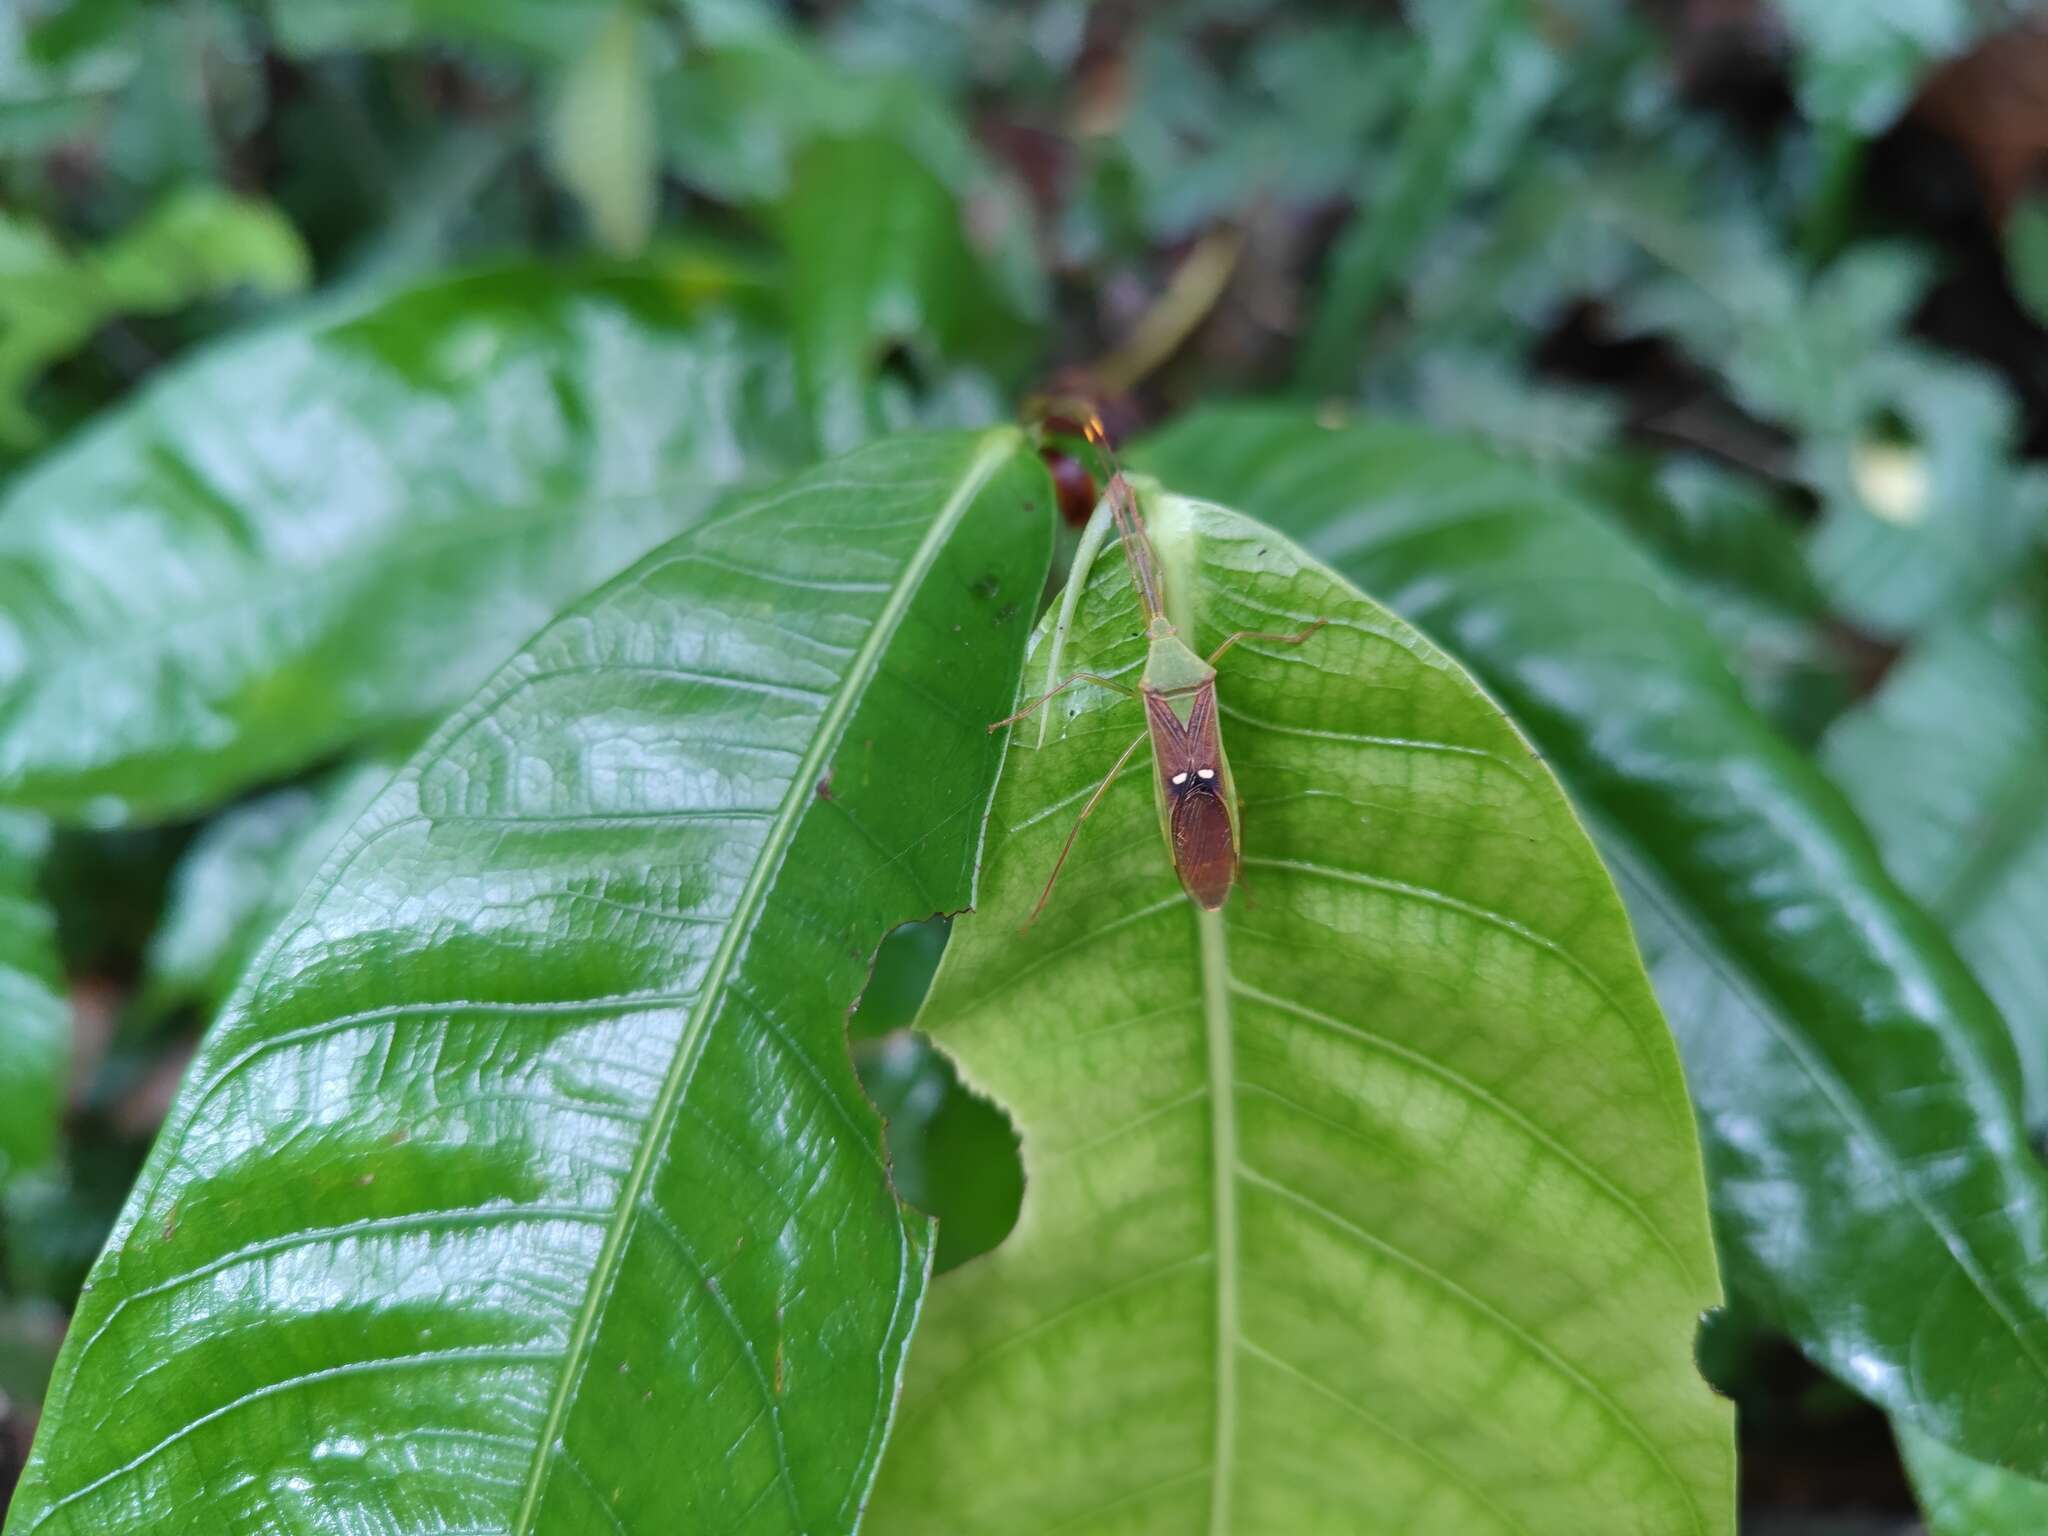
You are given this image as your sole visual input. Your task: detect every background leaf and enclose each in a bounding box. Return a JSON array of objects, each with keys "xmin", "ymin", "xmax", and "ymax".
[
  {"xmin": 1298, "ymin": 0, "xmax": 1555, "ymax": 391},
  {"xmin": 0, "ymin": 811, "xmax": 63, "ymax": 1190},
  {"xmin": 1823, "ymin": 601, "xmax": 2048, "ymax": 1125},
  {"xmin": 1900, "ymin": 1421, "xmax": 2048, "ymax": 1534},
  {"xmin": 546, "ymin": 5, "xmax": 658, "ymax": 256},
  {"xmin": 0, "ymin": 188, "xmax": 307, "ymax": 446},
  {"xmin": 5, "ymin": 429, "xmax": 1054, "ymax": 1536},
  {"xmin": 2013, "ymin": 194, "xmax": 2048, "ymax": 328},
  {"xmin": 266, "ymin": 0, "xmax": 610, "ymax": 59},
  {"xmin": 1776, "ymin": 0, "xmax": 2000, "ymax": 136},
  {"xmin": 0, "ymin": 259, "xmax": 807, "ymax": 826},
  {"xmin": 1138, "ymin": 405, "xmax": 2048, "ymax": 1478},
  {"xmin": 871, "ymin": 491, "xmax": 1731, "ymax": 1533},
  {"xmin": 779, "ymin": 134, "xmax": 1034, "ymax": 456},
  {"xmin": 137, "ymin": 760, "xmax": 397, "ymax": 1028},
  {"xmin": 856, "ymin": 1028, "xmax": 1022, "ymax": 1275}
]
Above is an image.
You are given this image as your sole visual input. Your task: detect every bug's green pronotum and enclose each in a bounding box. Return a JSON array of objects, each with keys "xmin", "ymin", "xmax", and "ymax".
[{"xmin": 993, "ymin": 416, "xmax": 1324, "ymax": 926}]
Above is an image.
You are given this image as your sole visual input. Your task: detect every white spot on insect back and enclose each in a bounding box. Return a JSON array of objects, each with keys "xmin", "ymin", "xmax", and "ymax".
[
  {"xmin": 1171, "ymin": 771, "xmax": 1190, "ymax": 786},
  {"xmin": 1196, "ymin": 768, "xmax": 1216, "ymax": 780}
]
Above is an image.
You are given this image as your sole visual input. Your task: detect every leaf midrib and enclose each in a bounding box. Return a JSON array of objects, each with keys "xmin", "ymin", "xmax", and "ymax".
[
  {"xmin": 1162, "ymin": 490, "xmax": 1241, "ymax": 1536},
  {"xmin": 1198, "ymin": 905, "xmax": 1238, "ymax": 1536},
  {"xmin": 508, "ymin": 429, "xmax": 1018, "ymax": 1532}
]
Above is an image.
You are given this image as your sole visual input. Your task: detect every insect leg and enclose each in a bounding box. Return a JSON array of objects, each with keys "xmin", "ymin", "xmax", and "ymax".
[
  {"xmin": 1206, "ymin": 618, "xmax": 1328, "ymax": 666},
  {"xmin": 1023, "ymin": 727, "xmax": 1150, "ymax": 932},
  {"xmin": 988, "ymin": 672, "xmax": 1137, "ymax": 733}
]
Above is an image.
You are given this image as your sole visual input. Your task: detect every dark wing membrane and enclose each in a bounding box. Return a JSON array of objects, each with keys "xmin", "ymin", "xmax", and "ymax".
[
  {"xmin": 1171, "ymin": 788, "xmax": 1236, "ymax": 910},
  {"xmin": 1144, "ymin": 689, "xmax": 1191, "ymax": 787}
]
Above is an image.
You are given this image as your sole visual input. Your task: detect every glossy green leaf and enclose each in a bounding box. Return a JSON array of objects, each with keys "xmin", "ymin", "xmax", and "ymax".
[
  {"xmin": 0, "ymin": 810, "xmax": 64, "ymax": 1189},
  {"xmin": 0, "ymin": 260, "xmax": 807, "ymax": 827},
  {"xmin": 139, "ymin": 761, "xmax": 396, "ymax": 1026},
  {"xmin": 6, "ymin": 429, "xmax": 1055, "ymax": 1536},
  {"xmin": 1137, "ymin": 406, "xmax": 2048, "ymax": 1477},
  {"xmin": 1823, "ymin": 602, "xmax": 2048, "ymax": 1122},
  {"xmin": 846, "ymin": 919, "xmax": 1025, "ymax": 1275},
  {"xmin": 871, "ymin": 490, "xmax": 1731, "ymax": 1532},
  {"xmin": 0, "ymin": 188, "xmax": 307, "ymax": 446},
  {"xmin": 1901, "ymin": 1420, "xmax": 2048, "ymax": 1534},
  {"xmin": 856, "ymin": 1029, "xmax": 1022, "ymax": 1275},
  {"xmin": 1574, "ymin": 455, "xmax": 1852, "ymax": 741},
  {"xmin": 779, "ymin": 134, "xmax": 1034, "ymax": 456},
  {"xmin": 846, "ymin": 917, "xmax": 948, "ymax": 1044}
]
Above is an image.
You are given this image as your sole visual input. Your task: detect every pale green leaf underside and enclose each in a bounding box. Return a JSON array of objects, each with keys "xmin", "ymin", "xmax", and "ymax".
[
  {"xmin": 7, "ymin": 431, "xmax": 1053, "ymax": 1536},
  {"xmin": 871, "ymin": 497, "xmax": 1731, "ymax": 1533}
]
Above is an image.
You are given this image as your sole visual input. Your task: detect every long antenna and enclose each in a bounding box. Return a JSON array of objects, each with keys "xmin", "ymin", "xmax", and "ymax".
[{"xmin": 1083, "ymin": 415, "xmax": 1165, "ymax": 627}]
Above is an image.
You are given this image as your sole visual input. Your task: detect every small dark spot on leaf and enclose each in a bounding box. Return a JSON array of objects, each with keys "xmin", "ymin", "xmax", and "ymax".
[
  {"xmin": 970, "ymin": 571, "xmax": 1001, "ymax": 601},
  {"xmin": 385, "ymin": 1126, "xmax": 409, "ymax": 1146},
  {"xmin": 815, "ymin": 770, "xmax": 833, "ymax": 801},
  {"xmin": 994, "ymin": 601, "xmax": 1019, "ymax": 626}
]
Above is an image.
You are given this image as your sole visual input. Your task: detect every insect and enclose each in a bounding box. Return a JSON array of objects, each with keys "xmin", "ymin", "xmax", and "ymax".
[{"xmin": 991, "ymin": 415, "xmax": 1324, "ymax": 927}]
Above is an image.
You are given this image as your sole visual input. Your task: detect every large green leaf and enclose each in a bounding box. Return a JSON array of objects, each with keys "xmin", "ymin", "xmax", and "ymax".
[
  {"xmin": 1572, "ymin": 456, "xmax": 1853, "ymax": 743},
  {"xmin": 1138, "ymin": 406, "xmax": 2048, "ymax": 1476},
  {"xmin": 0, "ymin": 810, "xmax": 63, "ymax": 1189},
  {"xmin": 5, "ymin": 429, "xmax": 1054, "ymax": 1535},
  {"xmin": 1823, "ymin": 602, "xmax": 2048, "ymax": 1124},
  {"xmin": 779, "ymin": 135, "xmax": 1034, "ymax": 457},
  {"xmin": 870, "ymin": 490, "xmax": 1731, "ymax": 1531},
  {"xmin": 0, "ymin": 259, "xmax": 806, "ymax": 826},
  {"xmin": 1901, "ymin": 1421, "xmax": 2048, "ymax": 1534}
]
